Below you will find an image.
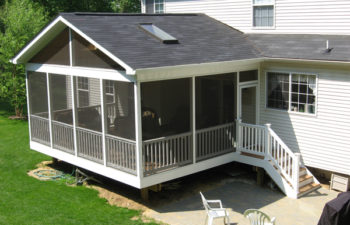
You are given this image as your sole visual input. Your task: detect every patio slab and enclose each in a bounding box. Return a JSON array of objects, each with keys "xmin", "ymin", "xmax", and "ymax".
[{"xmin": 144, "ymin": 180, "xmax": 339, "ymax": 225}]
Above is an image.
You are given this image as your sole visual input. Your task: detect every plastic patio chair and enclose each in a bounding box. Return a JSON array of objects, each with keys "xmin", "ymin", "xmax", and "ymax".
[
  {"xmin": 244, "ymin": 209, "xmax": 275, "ymax": 225},
  {"xmin": 200, "ymin": 192, "xmax": 230, "ymax": 225}
]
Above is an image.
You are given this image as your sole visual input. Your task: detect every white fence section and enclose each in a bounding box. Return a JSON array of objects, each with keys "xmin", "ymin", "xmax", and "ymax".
[
  {"xmin": 106, "ymin": 135, "xmax": 137, "ymax": 175},
  {"xmin": 196, "ymin": 122, "xmax": 235, "ymax": 161},
  {"xmin": 76, "ymin": 127, "xmax": 103, "ymax": 164},
  {"xmin": 142, "ymin": 132, "xmax": 193, "ymax": 176},
  {"xmin": 237, "ymin": 120, "xmax": 301, "ymax": 191},
  {"xmin": 30, "ymin": 115, "xmax": 50, "ymax": 146},
  {"xmin": 52, "ymin": 121, "xmax": 75, "ymax": 154}
]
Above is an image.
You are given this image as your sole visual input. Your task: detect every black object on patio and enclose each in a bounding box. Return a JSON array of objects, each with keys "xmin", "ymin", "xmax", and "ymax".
[{"xmin": 318, "ymin": 191, "xmax": 350, "ymax": 225}]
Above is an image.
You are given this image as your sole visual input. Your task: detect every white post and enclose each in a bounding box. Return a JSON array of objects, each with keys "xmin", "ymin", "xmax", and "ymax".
[
  {"xmin": 192, "ymin": 77, "xmax": 196, "ymax": 164},
  {"xmin": 25, "ymin": 71, "xmax": 32, "ymax": 142},
  {"xmin": 236, "ymin": 118, "xmax": 242, "ymax": 153},
  {"xmin": 70, "ymin": 76, "xmax": 78, "ymax": 157},
  {"xmin": 134, "ymin": 81, "xmax": 143, "ymax": 179},
  {"xmin": 100, "ymin": 79, "xmax": 107, "ymax": 166},
  {"xmin": 46, "ymin": 73, "xmax": 53, "ymax": 149},
  {"xmin": 265, "ymin": 123, "xmax": 271, "ymax": 159},
  {"xmin": 294, "ymin": 153, "xmax": 301, "ymax": 194}
]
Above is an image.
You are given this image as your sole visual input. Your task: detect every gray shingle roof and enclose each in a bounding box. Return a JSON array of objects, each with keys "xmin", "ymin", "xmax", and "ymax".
[
  {"xmin": 60, "ymin": 13, "xmax": 260, "ymax": 70},
  {"xmin": 247, "ymin": 33, "xmax": 350, "ymax": 62}
]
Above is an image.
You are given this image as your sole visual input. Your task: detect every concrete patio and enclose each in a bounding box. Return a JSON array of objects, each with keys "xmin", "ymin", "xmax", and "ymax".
[{"xmin": 144, "ymin": 178, "xmax": 338, "ymax": 225}]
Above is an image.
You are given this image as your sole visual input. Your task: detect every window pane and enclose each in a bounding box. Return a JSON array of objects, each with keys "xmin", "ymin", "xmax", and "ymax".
[
  {"xmin": 29, "ymin": 28, "xmax": 70, "ymax": 65},
  {"xmin": 254, "ymin": 6, "xmax": 274, "ymax": 27},
  {"xmin": 267, "ymin": 72, "xmax": 289, "ymax": 110},
  {"xmin": 105, "ymin": 80, "xmax": 135, "ymax": 141},
  {"xmin": 291, "ymin": 74, "xmax": 317, "ymax": 114},
  {"xmin": 72, "ymin": 31, "xmax": 125, "ymax": 70}
]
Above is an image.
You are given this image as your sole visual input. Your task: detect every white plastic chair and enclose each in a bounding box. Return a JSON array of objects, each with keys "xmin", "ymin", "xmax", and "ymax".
[
  {"xmin": 244, "ymin": 209, "xmax": 275, "ymax": 225},
  {"xmin": 200, "ymin": 192, "xmax": 230, "ymax": 225}
]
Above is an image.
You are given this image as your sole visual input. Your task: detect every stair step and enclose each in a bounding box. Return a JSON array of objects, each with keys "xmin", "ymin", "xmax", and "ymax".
[
  {"xmin": 299, "ymin": 183, "xmax": 321, "ymax": 196},
  {"xmin": 299, "ymin": 174, "xmax": 312, "ymax": 182}
]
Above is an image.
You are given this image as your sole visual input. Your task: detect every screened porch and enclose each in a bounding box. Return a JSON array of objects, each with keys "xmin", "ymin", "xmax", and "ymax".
[{"xmin": 27, "ymin": 72, "xmax": 238, "ymax": 177}]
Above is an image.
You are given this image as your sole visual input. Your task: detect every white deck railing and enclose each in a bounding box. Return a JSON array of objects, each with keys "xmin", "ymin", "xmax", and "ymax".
[
  {"xmin": 237, "ymin": 120, "xmax": 300, "ymax": 191},
  {"xmin": 106, "ymin": 135, "xmax": 137, "ymax": 175},
  {"xmin": 196, "ymin": 122, "xmax": 235, "ymax": 161},
  {"xmin": 76, "ymin": 127, "xmax": 103, "ymax": 164},
  {"xmin": 142, "ymin": 132, "xmax": 192, "ymax": 176},
  {"xmin": 52, "ymin": 121, "xmax": 75, "ymax": 154},
  {"xmin": 30, "ymin": 115, "xmax": 50, "ymax": 146}
]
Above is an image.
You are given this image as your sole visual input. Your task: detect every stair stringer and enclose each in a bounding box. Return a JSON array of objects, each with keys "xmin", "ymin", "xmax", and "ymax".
[{"xmin": 234, "ymin": 153, "xmax": 298, "ymax": 199}]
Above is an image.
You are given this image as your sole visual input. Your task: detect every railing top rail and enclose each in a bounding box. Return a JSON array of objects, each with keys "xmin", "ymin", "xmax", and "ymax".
[
  {"xmin": 105, "ymin": 134, "xmax": 136, "ymax": 144},
  {"xmin": 268, "ymin": 127, "xmax": 296, "ymax": 160},
  {"xmin": 51, "ymin": 120, "xmax": 73, "ymax": 127},
  {"xmin": 142, "ymin": 131, "xmax": 192, "ymax": 144},
  {"xmin": 196, "ymin": 122, "xmax": 235, "ymax": 133},
  {"xmin": 238, "ymin": 122, "xmax": 266, "ymax": 130},
  {"xmin": 76, "ymin": 126, "xmax": 102, "ymax": 135},
  {"xmin": 30, "ymin": 114, "xmax": 49, "ymax": 120}
]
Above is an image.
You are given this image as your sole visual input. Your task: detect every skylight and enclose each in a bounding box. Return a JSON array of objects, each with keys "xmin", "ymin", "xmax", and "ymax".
[{"xmin": 139, "ymin": 24, "xmax": 178, "ymax": 44}]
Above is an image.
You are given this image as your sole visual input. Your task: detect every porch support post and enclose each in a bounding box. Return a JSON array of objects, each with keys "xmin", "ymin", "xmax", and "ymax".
[
  {"xmin": 135, "ymin": 81, "xmax": 143, "ymax": 178},
  {"xmin": 236, "ymin": 118, "xmax": 242, "ymax": 153},
  {"xmin": 46, "ymin": 73, "xmax": 53, "ymax": 149},
  {"xmin": 100, "ymin": 79, "xmax": 107, "ymax": 166},
  {"xmin": 71, "ymin": 76, "xmax": 78, "ymax": 157},
  {"xmin": 265, "ymin": 123, "xmax": 271, "ymax": 159},
  {"xmin": 25, "ymin": 71, "xmax": 32, "ymax": 141},
  {"xmin": 192, "ymin": 76, "xmax": 196, "ymax": 163}
]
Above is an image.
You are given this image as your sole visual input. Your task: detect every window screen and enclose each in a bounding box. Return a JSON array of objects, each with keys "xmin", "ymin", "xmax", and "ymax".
[
  {"xmin": 240, "ymin": 70, "xmax": 258, "ymax": 82},
  {"xmin": 29, "ymin": 28, "xmax": 70, "ymax": 65},
  {"xmin": 104, "ymin": 80, "xmax": 135, "ymax": 141},
  {"xmin": 72, "ymin": 31, "xmax": 125, "ymax": 70},
  {"xmin": 28, "ymin": 72, "xmax": 49, "ymax": 118},
  {"xmin": 196, "ymin": 73, "xmax": 236, "ymax": 129}
]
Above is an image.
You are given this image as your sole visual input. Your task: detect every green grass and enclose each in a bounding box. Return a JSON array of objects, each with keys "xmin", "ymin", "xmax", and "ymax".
[{"xmin": 0, "ymin": 103, "xmax": 158, "ymax": 225}]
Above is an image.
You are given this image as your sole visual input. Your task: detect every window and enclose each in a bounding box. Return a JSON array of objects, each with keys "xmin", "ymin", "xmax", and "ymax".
[
  {"xmin": 105, "ymin": 80, "xmax": 115, "ymax": 104},
  {"xmin": 267, "ymin": 72, "xmax": 317, "ymax": 114},
  {"xmin": 154, "ymin": 0, "xmax": 164, "ymax": 13},
  {"xmin": 252, "ymin": 0, "xmax": 274, "ymax": 28},
  {"xmin": 139, "ymin": 24, "xmax": 178, "ymax": 44},
  {"xmin": 77, "ymin": 77, "xmax": 89, "ymax": 107}
]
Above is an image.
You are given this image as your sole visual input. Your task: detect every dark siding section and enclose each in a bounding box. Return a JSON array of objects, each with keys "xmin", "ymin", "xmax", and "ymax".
[{"xmin": 146, "ymin": 0, "xmax": 154, "ymax": 13}]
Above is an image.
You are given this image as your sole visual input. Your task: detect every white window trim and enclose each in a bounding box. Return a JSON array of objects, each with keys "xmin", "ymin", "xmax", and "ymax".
[
  {"xmin": 154, "ymin": 0, "xmax": 165, "ymax": 14},
  {"xmin": 265, "ymin": 71, "xmax": 318, "ymax": 116},
  {"xmin": 252, "ymin": 0, "xmax": 276, "ymax": 30}
]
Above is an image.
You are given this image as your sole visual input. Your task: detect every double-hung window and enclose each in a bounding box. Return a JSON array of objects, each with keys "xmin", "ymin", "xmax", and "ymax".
[
  {"xmin": 154, "ymin": 0, "xmax": 165, "ymax": 13},
  {"xmin": 77, "ymin": 77, "xmax": 89, "ymax": 107},
  {"xmin": 267, "ymin": 72, "xmax": 317, "ymax": 114},
  {"xmin": 105, "ymin": 80, "xmax": 115, "ymax": 104},
  {"xmin": 252, "ymin": 0, "xmax": 275, "ymax": 28}
]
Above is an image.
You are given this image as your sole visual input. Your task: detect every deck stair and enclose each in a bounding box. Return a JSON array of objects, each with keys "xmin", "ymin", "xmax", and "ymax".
[{"xmin": 236, "ymin": 120, "xmax": 320, "ymax": 199}]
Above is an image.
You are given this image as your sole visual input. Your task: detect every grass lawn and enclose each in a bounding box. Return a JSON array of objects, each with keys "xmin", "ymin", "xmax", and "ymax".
[{"xmin": 0, "ymin": 102, "xmax": 158, "ymax": 225}]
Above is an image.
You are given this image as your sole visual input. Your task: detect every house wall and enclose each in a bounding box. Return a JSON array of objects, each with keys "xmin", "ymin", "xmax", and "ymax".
[
  {"xmin": 259, "ymin": 61, "xmax": 350, "ymax": 175},
  {"xmin": 148, "ymin": 0, "xmax": 350, "ymax": 35}
]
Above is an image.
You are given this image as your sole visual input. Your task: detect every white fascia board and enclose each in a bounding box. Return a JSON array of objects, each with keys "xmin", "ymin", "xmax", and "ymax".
[
  {"xmin": 12, "ymin": 16, "xmax": 135, "ymax": 75},
  {"xmin": 59, "ymin": 17, "xmax": 135, "ymax": 75},
  {"xmin": 26, "ymin": 63, "xmax": 135, "ymax": 82},
  {"xmin": 30, "ymin": 141, "xmax": 141, "ymax": 188},
  {"xmin": 266, "ymin": 57, "xmax": 350, "ymax": 67},
  {"xmin": 135, "ymin": 58, "xmax": 264, "ymax": 82}
]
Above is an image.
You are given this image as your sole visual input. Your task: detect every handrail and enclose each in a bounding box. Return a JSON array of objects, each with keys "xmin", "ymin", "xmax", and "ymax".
[
  {"xmin": 196, "ymin": 122, "xmax": 235, "ymax": 134},
  {"xmin": 142, "ymin": 131, "xmax": 192, "ymax": 144}
]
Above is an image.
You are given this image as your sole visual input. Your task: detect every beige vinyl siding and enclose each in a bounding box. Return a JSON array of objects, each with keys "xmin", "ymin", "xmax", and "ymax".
[
  {"xmin": 159, "ymin": 0, "xmax": 350, "ymax": 35},
  {"xmin": 259, "ymin": 61, "xmax": 350, "ymax": 175}
]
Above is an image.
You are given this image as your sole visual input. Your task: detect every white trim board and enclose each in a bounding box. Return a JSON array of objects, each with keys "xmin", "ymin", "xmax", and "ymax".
[
  {"xmin": 11, "ymin": 16, "xmax": 135, "ymax": 75},
  {"xmin": 26, "ymin": 63, "xmax": 135, "ymax": 82},
  {"xmin": 30, "ymin": 141, "xmax": 141, "ymax": 188}
]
